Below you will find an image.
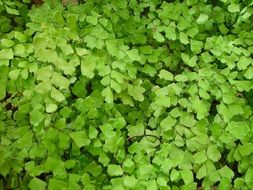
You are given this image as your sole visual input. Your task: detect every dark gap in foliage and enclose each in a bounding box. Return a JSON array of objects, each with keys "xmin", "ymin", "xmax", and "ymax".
[{"xmin": 37, "ymin": 172, "xmax": 53, "ymax": 181}]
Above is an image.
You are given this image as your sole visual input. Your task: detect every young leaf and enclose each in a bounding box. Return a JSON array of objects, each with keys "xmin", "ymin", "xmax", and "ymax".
[{"xmin": 69, "ymin": 131, "xmax": 91, "ymax": 148}]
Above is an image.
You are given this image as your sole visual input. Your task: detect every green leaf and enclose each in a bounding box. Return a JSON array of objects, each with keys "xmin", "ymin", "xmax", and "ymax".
[
  {"xmin": 219, "ymin": 166, "xmax": 234, "ymax": 179},
  {"xmin": 217, "ymin": 178, "xmax": 232, "ymax": 190},
  {"xmin": 238, "ymin": 143, "xmax": 253, "ymax": 157},
  {"xmin": 181, "ymin": 53, "xmax": 197, "ymax": 67},
  {"xmin": 192, "ymin": 96, "xmax": 208, "ymax": 120},
  {"xmin": 128, "ymin": 123, "xmax": 144, "ymax": 137},
  {"xmin": 102, "ymin": 87, "xmax": 114, "ymax": 103},
  {"xmin": 165, "ymin": 25, "xmax": 177, "ymax": 40},
  {"xmin": 70, "ymin": 131, "xmax": 91, "ymax": 148},
  {"xmin": 76, "ymin": 48, "xmax": 90, "ymax": 56},
  {"xmin": 160, "ymin": 115, "xmax": 176, "ymax": 131},
  {"xmin": 29, "ymin": 177, "xmax": 47, "ymax": 190},
  {"xmin": 158, "ymin": 70, "xmax": 173, "ymax": 81},
  {"xmin": 108, "ymin": 164, "xmax": 123, "ymax": 176},
  {"xmin": 81, "ymin": 56, "xmax": 96, "ymax": 78},
  {"xmin": 245, "ymin": 167, "xmax": 253, "ymax": 187},
  {"xmin": 13, "ymin": 44, "xmax": 26, "ymax": 57},
  {"xmin": 89, "ymin": 126, "xmax": 98, "ymax": 139},
  {"xmin": 0, "ymin": 66, "xmax": 8, "ymax": 99},
  {"xmin": 193, "ymin": 150, "xmax": 207, "ymax": 164},
  {"xmin": 36, "ymin": 66, "xmax": 54, "ymax": 81},
  {"xmin": 86, "ymin": 16, "xmax": 98, "ymax": 25},
  {"xmin": 196, "ymin": 165, "xmax": 206, "ymax": 179},
  {"xmin": 126, "ymin": 49, "xmax": 141, "ymax": 61},
  {"xmin": 123, "ymin": 175, "xmax": 138, "ymax": 188},
  {"xmin": 179, "ymin": 32, "xmax": 189, "ymax": 44},
  {"xmin": 9, "ymin": 69, "xmax": 21, "ymax": 80},
  {"xmin": 244, "ymin": 67, "xmax": 253, "ymax": 79},
  {"xmin": 46, "ymin": 104, "xmax": 58, "ymax": 113},
  {"xmin": 143, "ymin": 65, "xmax": 156, "ymax": 77},
  {"xmin": 60, "ymin": 44, "xmax": 74, "ymax": 55},
  {"xmin": 1, "ymin": 39, "xmax": 14, "ymax": 47},
  {"xmin": 197, "ymin": 14, "xmax": 209, "ymax": 24},
  {"xmin": 128, "ymin": 84, "xmax": 145, "ymax": 101},
  {"xmin": 100, "ymin": 124, "xmax": 116, "ymax": 138},
  {"xmin": 237, "ymin": 56, "xmax": 251, "ymax": 70},
  {"xmin": 228, "ymin": 4, "xmax": 240, "ymax": 13},
  {"xmin": 180, "ymin": 170, "xmax": 193, "ymax": 185},
  {"xmin": 170, "ymin": 169, "xmax": 180, "ymax": 181},
  {"xmin": 51, "ymin": 87, "xmax": 65, "ymax": 102},
  {"xmin": 48, "ymin": 178, "xmax": 67, "ymax": 190},
  {"xmin": 30, "ymin": 110, "xmax": 44, "ymax": 126},
  {"xmin": 207, "ymin": 145, "xmax": 221, "ymax": 162},
  {"xmin": 14, "ymin": 31, "xmax": 27, "ymax": 42},
  {"xmin": 51, "ymin": 72, "xmax": 70, "ymax": 90},
  {"xmin": 226, "ymin": 121, "xmax": 249, "ymax": 140},
  {"xmin": 106, "ymin": 39, "xmax": 119, "ymax": 57},
  {"xmin": 153, "ymin": 31, "xmax": 165, "ymax": 42},
  {"xmin": 0, "ymin": 48, "xmax": 13, "ymax": 59}
]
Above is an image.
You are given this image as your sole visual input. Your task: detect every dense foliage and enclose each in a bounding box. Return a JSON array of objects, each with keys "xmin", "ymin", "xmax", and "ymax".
[{"xmin": 1, "ymin": 0, "xmax": 253, "ymax": 189}]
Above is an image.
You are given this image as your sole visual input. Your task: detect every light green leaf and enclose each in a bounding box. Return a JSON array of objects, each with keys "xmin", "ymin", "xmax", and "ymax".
[
  {"xmin": 238, "ymin": 143, "xmax": 253, "ymax": 157},
  {"xmin": 226, "ymin": 121, "xmax": 249, "ymax": 140},
  {"xmin": 170, "ymin": 169, "xmax": 180, "ymax": 181},
  {"xmin": 30, "ymin": 110, "xmax": 44, "ymax": 126},
  {"xmin": 196, "ymin": 165, "xmax": 206, "ymax": 179},
  {"xmin": 29, "ymin": 177, "xmax": 47, "ymax": 190},
  {"xmin": 81, "ymin": 56, "xmax": 96, "ymax": 78},
  {"xmin": 108, "ymin": 165, "xmax": 123, "ymax": 176},
  {"xmin": 143, "ymin": 65, "xmax": 156, "ymax": 77},
  {"xmin": 60, "ymin": 44, "xmax": 74, "ymax": 55},
  {"xmin": 110, "ymin": 80, "xmax": 121, "ymax": 93},
  {"xmin": 244, "ymin": 67, "xmax": 253, "ymax": 79},
  {"xmin": 123, "ymin": 175, "xmax": 138, "ymax": 188},
  {"xmin": 228, "ymin": 4, "xmax": 240, "ymax": 13},
  {"xmin": 1, "ymin": 39, "xmax": 14, "ymax": 47},
  {"xmin": 70, "ymin": 131, "xmax": 91, "ymax": 148},
  {"xmin": 159, "ymin": 70, "xmax": 173, "ymax": 81},
  {"xmin": 128, "ymin": 84, "xmax": 145, "ymax": 101},
  {"xmin": 106, "ymin": 39, "xmax": 119, "ymax": 57},
  {"xmin": 51, "ymin": 72, "xmax": 70, "ymax": 90},
  {"xmin": 126, "ymin": 49, "xmax": 141, "ymax": 62},
  {"xmin": 9, "ymin": 69, "xmax": 21, "ymax": 80},
  {"xmin": 51, "ymin": 87, "xmax": 65, "ymax": 102},
  {"xmin": 153, "ymin": 31, "xmax": 165, "ymax": 42},
  {"xmin": 219, "ymin": 166, "xmax": 234, "ymax": 179},
  {"xmin": 86, "ymin": 16, "xmax": 98, "ymax": 25},
  {"xmin": 165, "ymin": 25, "xmax": 177, "ymax": 40},
  {"xmin": 197, "ymin": 14, "xmax": 209, "ymax": 24},
  {"xmin": 102, "ymin": 87, "xmax": 114, "ymax": 103},
  {"xmin": 237, "ymin": 56, "xmax": 251, "ymax": 70},
  {"xmin": 179, "ymin": 32, "xmax": 189, "ymax": 45},
  {"xmin": 245, "ymin": 167, "xmax": 253, "ymax": 187},
  {"xmin": 48, "ymin": 178, "xmax": 67, "ymax": 190},
  {"xmin": 0, "ymin": 48, "xmax": 13, "ymax": 60},
  {"xmin": 192, "ymin": 96, "xmax": 208, "ymax": 120},
  {"xmin": 46, "ymin": 104, "xmax": 58, "ymax": 113},
  {"xmin": 0, "ymin": 66, "xmax": 8, "ymax": 99},
  {"xmin": 36, "ymin": 66, "xmax": 53, "ymax": 81},
  {"xmin": 76, "ymin": 48, "xmax": 90, "ymax": 56},
  {"xmin": 89, "ymin": 126, "xmax": 98, "ymax": 139},
  {"xmin": 193, "ymin": 150, "xmax": 207, "ymax": 164},
  {"xmin": 160, "ymin": 115, "xmax": 176, "ymax": 131},
  {"xmin": 15, "ymin": 31, "xmax": 27, "ymax": 42},
  {"xmin": 180, "ymin": 170, "xmax": 193, "ymax": 185},
  {"xmin": 207, "ymin": 145, "xmax": 221, "ymax": 162}
]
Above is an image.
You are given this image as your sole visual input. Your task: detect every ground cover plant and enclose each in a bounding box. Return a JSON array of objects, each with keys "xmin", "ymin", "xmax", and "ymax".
[{"xmin": 0, "ymin": 0, "xmax": 253, "ymax": 189}]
